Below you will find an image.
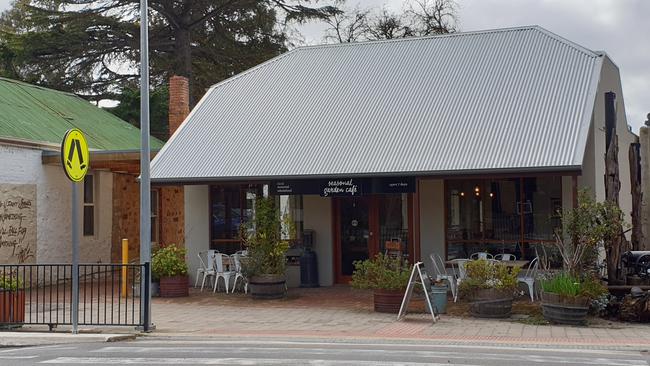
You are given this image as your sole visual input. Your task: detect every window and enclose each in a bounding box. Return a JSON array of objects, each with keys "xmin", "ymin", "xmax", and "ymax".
[
  {"xmin": 210, "ymin": 184, "xmax": 261, "ymax": 254},
  {"xmin": 445, "ymin": 177, "xmax": 562, "ymax": 259},
  {"xmin": 151, "ymin": 190, "xmax": 160, "ymax": 245},
  {"xmin": 83, "ymin": 175, "xmax": 94, "ymax": 236},
  {"xmin": 278, "ymin": 195, "xmax": 303, "ymax": 241}
]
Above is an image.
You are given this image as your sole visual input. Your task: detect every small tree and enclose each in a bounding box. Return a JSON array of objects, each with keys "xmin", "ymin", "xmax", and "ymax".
[
  {"xmin": 552, "ymin": 190, "xmax": 626, "ymax": 277},
  {"xmin": 241, "ymin": 196, "xmax": 291, "ymax": 277}
]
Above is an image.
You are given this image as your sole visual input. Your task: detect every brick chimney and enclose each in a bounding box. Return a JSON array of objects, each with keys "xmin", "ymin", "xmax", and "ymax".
[{"xmin": 168, "ymin": 75, "xmax": 190, "ymax": 137}]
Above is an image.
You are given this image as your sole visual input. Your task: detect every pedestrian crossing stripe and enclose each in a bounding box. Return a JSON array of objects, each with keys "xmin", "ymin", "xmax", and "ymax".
[{"xmin": 61, "ymin": 129, "xmax": 90, "ymax": 182}]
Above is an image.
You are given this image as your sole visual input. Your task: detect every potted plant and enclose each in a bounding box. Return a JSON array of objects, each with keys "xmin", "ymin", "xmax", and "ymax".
[
  {"xmin": 241, "ymin": 196, "xmax": 291, "ymax": 299},
  {"xmin": 540, "ymin": 273, "xmax": 607, "ymax": 325},
  {"xmin": 459, "ymin": 259, "xmax": 520, "ymax": 318},
  {"xmin": 540, "ymin": 190, "xmax": 619, "ymax": 325},
  {"xmin": 350, "ymin": 253, "xmax": 411, "ymax": 313},
  {"xmin": 152, "ymin": 243, "xmax": 189, "ymax": 297},
  {"xmin": 0, "ymin": 274, "xmax": 24, "ymax": 324}
]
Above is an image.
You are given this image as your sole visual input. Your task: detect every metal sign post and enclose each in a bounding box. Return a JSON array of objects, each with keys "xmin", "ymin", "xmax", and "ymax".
[
  {"xmin": 61, "ymin": 128, "xmax": 90, "ymax": 335},
  {"xmin": 71, "ymin": 183, "xmax": 79, "ymax": 334},
  {"xmin": 139, "ymin": 0, "xmax": 152, "ymax": 332}
]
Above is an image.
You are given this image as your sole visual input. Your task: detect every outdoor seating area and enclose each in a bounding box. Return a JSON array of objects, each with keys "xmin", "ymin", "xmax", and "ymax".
[
  {"xmin": 430, "ymin": 252, "xmax": 538, "ymax": 303},
  {"xmin": 195, "ymin": 250, "xmax": 249, "ymax": 294}
]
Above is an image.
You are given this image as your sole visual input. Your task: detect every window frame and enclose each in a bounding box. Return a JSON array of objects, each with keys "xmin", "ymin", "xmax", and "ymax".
[{"xmin": 82, "ymin": 174, "xmax": 95, "ymax": 237}]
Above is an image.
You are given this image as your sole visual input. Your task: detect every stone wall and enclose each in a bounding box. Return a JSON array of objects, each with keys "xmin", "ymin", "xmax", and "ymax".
[
  {"xmin": 160, "ymin": 186, "xmax": 184, "ymax": 247},
  {"xmin": 111, "ymin": 173, "xmax": 141, "ymax": 262}
]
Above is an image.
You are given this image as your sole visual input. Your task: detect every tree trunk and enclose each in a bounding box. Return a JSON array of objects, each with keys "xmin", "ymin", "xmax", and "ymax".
[
  {"xmin": 174, "ymin": 27, "xmax": 192, "ymax": 79},
  {"xmin": 603, "ymin": 91, "xmax": 629, "ymax": 284},
  {"xmin": 629, "ymin": 140, "xmax": 643, "ymax": 250}
]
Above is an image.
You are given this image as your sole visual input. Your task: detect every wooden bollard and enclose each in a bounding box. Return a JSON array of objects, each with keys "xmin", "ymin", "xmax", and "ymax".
[{"xmin": 122, "ymin": 238, "xmax": 128, "ymax": 298}]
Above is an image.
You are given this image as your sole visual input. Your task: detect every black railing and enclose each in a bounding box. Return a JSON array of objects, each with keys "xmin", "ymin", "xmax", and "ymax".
[{"xmin": 0, "ymin": 263, "xmax": 147, "ymax": 329}]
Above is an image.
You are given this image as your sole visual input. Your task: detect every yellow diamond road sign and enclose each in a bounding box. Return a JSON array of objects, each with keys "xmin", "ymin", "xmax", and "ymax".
[{"xmin": 61, "ymin": 129, "xmax": 90, "ymax": 182}]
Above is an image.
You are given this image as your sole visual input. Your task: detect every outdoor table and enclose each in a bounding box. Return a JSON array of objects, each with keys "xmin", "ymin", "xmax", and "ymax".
[{"xmin": 446, "ymin": 259, "xmax": 530, "ymax": 268}]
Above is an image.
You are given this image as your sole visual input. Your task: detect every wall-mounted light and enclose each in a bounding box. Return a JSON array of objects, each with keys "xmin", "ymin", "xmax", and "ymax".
[
  {"xmin": 460, "ymin": 192, "xmax": 465, "ymax": 197},
  {"xmin": 489, "ymin": 192, "xmax": 494, "ymax": 198}
]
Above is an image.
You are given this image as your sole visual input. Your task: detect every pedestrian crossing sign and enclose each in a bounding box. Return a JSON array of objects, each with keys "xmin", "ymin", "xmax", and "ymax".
[{"xmin": 61, "ymin": 128, "xmax": 90, "ymax": 182}]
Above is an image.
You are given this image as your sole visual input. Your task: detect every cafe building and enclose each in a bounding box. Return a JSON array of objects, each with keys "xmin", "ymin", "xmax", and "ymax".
[{"xmin": 150, "ymin": 26, "xmax": 636, "ymax": 286}]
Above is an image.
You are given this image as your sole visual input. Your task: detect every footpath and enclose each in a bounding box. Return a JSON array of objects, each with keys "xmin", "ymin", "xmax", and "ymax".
[{"xmin": 2, "ymin": 287, "xmax": 649, "ymax": 350}]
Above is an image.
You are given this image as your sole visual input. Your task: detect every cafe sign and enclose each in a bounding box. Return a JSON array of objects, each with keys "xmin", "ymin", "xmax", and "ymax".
[{"xmin": 270, "ymin": 177, "xmax": 415, "ymax": 196}]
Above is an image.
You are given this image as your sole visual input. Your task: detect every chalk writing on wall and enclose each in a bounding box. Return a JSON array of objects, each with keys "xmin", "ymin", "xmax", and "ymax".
[{"xmin": 0, "ymin": 184, "xmax": 36, "ymax": 263}]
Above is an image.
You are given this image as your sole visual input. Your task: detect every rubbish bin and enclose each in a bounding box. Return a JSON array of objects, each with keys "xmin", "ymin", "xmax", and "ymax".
[
  {"xmin": 428, "ymin": 284, "xmax": 449, "ymax": 314},
  {"xmin": 299, "ymin": 248, "xmax": 319, "ymax": 287},
  {"xmin": 300, "ymin": 230, "xmax": 319, "ymax": 287}
]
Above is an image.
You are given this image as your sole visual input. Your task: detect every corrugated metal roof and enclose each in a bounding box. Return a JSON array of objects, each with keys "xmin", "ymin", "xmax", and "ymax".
[
  {"xmin": 150, "ymin": 26, "xmax": 603, "ymax": 182},
  {"xmin": 0, "ymin": 77, "xmax": 164, "ymax": 150}
]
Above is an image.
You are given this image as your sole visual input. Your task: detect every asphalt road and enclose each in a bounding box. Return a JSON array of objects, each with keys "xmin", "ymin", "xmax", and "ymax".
[{"xmin": 0, "ymin": 338, "xmax": 649, "ymax": 365}]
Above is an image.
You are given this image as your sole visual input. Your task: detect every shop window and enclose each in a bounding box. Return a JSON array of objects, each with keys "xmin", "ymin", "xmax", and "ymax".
[
  {"xmin": 279, "ymin": 195, "xmax": 303, "ymax": 241},
  {"xmin": 378, "ymin": 194, "xmax": 409, "ymax": 256},
  {"xmin": 210, "ymin": 184, "xmax": 261, "ymax": 254},
  {"xmin": 445, "ymin": 177, "xmax": 562, "ymax": 259},
  {"xmin": 83, "ymin": 175, "xmax": 94, "ymax": 236},
  {"xmin": 151, "ymin": 190, "xmax": 160, "ymax": 245}
]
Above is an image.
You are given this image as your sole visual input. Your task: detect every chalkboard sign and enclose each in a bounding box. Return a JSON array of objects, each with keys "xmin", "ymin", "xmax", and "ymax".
[{"xmin": 397, "ymin": 262, "xmax": 439, "ymax": 323}]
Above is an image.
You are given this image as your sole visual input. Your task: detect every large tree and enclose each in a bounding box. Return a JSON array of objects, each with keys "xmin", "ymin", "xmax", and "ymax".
[
  {"xmin": 324, "ymin": 0, "xmax": 457, "ymax": 43},
  {"xmin": 0, "ymin": 0, "xmax": 338, "ymax": 104}
]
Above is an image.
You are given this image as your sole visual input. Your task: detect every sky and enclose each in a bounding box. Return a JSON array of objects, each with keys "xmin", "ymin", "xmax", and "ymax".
[{"xmin": 0, "ymin": 0, "xmax": 647, "ymax": 131}]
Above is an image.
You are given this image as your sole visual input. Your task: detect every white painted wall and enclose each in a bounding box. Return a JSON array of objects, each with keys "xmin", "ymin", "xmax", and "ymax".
[
  {"xmin": 580, "ymin": 56, "xmax": 636, "ymax": 236},
  {"xmin": 184, "ymin": 185, "xmax": 209, "ymax": 285},
  {"xmin": 0, "ymin": 143, "xmax": 113, "ymax": 263},
  {"xmin": 418, "ymin": 179, "xmax": 445, "ymax": 274},
  {"xmin": 302, "ymin": 195, "xmax": 333, "ymax": 286}
]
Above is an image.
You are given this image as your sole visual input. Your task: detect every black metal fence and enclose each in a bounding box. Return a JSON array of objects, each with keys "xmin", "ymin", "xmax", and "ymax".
[{"xmin": 0, "ymin": 263, "xmax": 148, "ymax": 330}]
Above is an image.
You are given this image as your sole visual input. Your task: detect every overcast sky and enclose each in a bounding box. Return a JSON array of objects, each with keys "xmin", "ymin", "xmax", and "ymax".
[{"xmin": 0, "ymin": 0, "xmax": 647, "ymax": 131}]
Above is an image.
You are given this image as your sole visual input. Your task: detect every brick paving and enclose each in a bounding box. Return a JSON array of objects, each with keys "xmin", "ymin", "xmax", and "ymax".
[{"xmin": 145, "ymin": 286, "xmax": 650, "ymax": 348}]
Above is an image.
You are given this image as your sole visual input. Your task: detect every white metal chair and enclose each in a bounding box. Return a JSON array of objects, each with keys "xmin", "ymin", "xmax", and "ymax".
[
  {"xmin": 450, "ymin": 258, "xmax": 470, "ymax": 301},
  {"xmin": 195, "ymin": 251, "xmax": 209, "ymax": 288},
  {"xmin": 213, "ymin": 253, "xmax": 234, "ymax": 293},
  {"xmin": 470, "ymin": 252, "xmax": 493, "ymax": 260},
  {"xmin": 429, "ymin": 253, "xmax": 458, "ymax": 302},
  {"xmin": 198, "ymin": 251, "xmax": 217, "ymax": 292},
  {"xmin": 494, "ymin": 253, "xmax": 517, "ymax": 261},
  {"xmin": 517, "ymin": 257, "xmax": 539, "ymax": 302},
  {"xmin": 231, "ymin": 253, "xmax": 248, "ymax": 294}
]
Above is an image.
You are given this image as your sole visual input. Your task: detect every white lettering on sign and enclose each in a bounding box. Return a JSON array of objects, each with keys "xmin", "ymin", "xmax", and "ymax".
[
  {"xmin": 322, "ymin": 179, "xmax": 359, "ymax": 197},
  {"xmin": 0, "ymin": 184, "xmax": 36, "ymax": 263}
]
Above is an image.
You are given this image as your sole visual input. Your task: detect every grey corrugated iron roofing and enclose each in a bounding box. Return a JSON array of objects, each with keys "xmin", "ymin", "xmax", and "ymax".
[{"xmin": 151, "ymin": 25, "xmax": 603, "ymax": 183}]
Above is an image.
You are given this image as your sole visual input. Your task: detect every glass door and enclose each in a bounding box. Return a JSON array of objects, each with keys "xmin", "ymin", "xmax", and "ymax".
[{"xmin": 336, "ymin": 197, "xmax": 373, "ymax": 282}]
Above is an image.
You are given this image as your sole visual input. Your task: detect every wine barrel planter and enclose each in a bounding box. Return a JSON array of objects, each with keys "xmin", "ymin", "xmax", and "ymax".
[
  {"xmin": 468, "ymin": 288, "xmax": 513, "ymax": 318},
  {"xmin": 373, "ymin": 289, "xmax": 404, "ymax": 313},
  {"xmin": 160, "ymin": 275, "xmax": 189, "ymax": 297},
  {"xmin": 0, "ymin": 289, "xmax": 25, "ymax": 323},
  {"xmin": 249, "ymin": 274, "xmax": 286, "ymax": 300},
  {"xmin": 541, "ymin": 292, "xmax": 589, "ymax": 325}
]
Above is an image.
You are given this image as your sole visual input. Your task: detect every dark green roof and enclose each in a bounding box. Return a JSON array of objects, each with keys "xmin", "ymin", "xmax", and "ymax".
[{"xmin": 0, "ymin": 77, "xmax": 164, "ymax": 150}]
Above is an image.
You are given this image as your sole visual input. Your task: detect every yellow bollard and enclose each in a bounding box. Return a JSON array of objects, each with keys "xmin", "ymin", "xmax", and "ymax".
[{"xmin": 122, "ymin": 238, "xmax": 128, "ymax": 298}]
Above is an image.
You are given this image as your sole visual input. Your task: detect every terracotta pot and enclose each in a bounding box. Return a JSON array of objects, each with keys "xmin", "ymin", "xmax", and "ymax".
[
  {"xmin": 468, "ymin": 288, "xmax": 513, "ymax": 318},
  {"xmin": 249, "ymin": 274, "xmax": 286, "ymax": 300},
  {"xmin": 373, "ymin": 289, "xmax": 404, "ymax": 313},
  {"xmin": 541, "ymin": 291, "xmax": 589, "ymax": 325},
  {"xmin": 160, "ymin": 275, "xmax": 189, "ymax": 297},
  {"xmin": 0, "ymin": 289, "xmax": 25, "ymax": 323}
]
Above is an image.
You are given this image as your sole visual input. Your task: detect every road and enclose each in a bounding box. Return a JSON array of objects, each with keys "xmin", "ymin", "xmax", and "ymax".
[{"xmin": 0, "ymin": 338, "xmax": 648, "ymax": 365}]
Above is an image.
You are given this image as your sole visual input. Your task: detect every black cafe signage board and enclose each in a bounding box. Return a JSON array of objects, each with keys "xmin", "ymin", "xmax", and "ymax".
[{"xmin": 270, "ymin": 177, "xmax": 415, "ymax": 196}]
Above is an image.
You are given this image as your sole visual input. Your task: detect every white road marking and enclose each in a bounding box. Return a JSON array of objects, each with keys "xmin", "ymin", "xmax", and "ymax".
[
  {"xmin": 133, "ymin": 338, "xmax": 647, "ymax": 355},
  {"xmin": 90, "ymin": 346, "xmax": 647, "ymax": 366},
  {"xmin": 41, "ymin": 357, "xmax": 478, "ymax": 365},
  {"xmin": 0, "ymin": 356, "xmax": 39, "ymax": 359},
  {"xmin": 0, "ymin": 345, "xmax": 76, "ymax": 354}
]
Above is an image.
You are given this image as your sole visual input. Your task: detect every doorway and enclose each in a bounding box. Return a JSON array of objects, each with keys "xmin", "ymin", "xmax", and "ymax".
[{"xmin": 334, "ymin": 194, "xmax": 413, "ymax": 283}]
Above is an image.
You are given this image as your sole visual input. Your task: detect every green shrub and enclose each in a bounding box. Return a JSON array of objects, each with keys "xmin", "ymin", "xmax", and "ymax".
[
  {"xmin": 541, "ymin": 273, "xmax": 607, "ymax": 300},
  {"xmin": 459, "ymin": 259, "xmax": 520, "ymax": 295},
  {"xmin": 152, "ymin": 243, "xmax": 188, "ymax": 278},
  {"xmin": 0, "ymin": 275, "xmax": 21, "ymax": 291},
  {"xmin": 350, "ymin": 253, "xmax": 411, "ymax": 291}
]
